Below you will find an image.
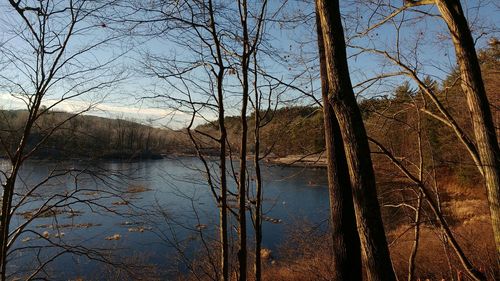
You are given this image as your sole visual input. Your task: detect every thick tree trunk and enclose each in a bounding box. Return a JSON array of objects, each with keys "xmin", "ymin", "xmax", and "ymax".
[
  {"xmin": 434, "ymin": 0, "xmax": 500, "ymax": 263},
  {"xmin": 315, "ymin": 1, "xmax": 397, "ymax": 280},
  {"xmin": 315, "ymin": 6, "xmax": 362, "ymax": 281}
]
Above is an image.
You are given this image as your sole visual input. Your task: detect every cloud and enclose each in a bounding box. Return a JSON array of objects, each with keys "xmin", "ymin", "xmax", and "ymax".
[{"xmin": 0, "ymin": 93, "xmax": 204, "ymax": 129}]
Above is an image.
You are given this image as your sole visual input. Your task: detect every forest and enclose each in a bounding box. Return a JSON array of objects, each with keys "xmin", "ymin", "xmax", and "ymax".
[{"xmin": 0, "ymin": 0, "xmax": 498, "ymax": 281}]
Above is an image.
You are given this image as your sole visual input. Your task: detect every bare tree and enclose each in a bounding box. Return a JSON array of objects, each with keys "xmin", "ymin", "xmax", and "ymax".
[
  {"xmin": 315, "ymin": 1, "xmax": 397, "ymax": 280},
  {"xmin": 352, "ymin": 0, "xmax": 499, "ymax": 264},
  {"xmin": 432, "ymin": 0, "xmax": 500, "ymax": 264},
  {"xmin": 402, "ymin": 1, "xmax": 500, "ymax": 263},
  {"xmin": 233, "ymin": 1, "xmax": 268, "ymax": 280},
  {"xmin": 0, "ymin": 0, "xmax": 128, "ymax": 279},
  {"xmin": 340, "ymin": 0, "xmax": 497, "ymax": 278},
  {"xmin": 315, "ymin": 4, "xmax": 362, "ymax": 280},
  {"xmin": 119, "ymin": 1, "xmax": 300, "ymax": 280}
]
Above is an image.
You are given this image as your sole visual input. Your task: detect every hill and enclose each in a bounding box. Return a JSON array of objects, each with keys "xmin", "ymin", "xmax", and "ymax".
[{"xmin": 0, "ymin": 110, "xmax": 191, "ymax": 160}]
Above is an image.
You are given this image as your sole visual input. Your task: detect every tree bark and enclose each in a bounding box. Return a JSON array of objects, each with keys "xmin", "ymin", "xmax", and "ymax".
[
  {"xmin": 0, "ymin": 103, "xmax": 39, "ymax": 281},
  {"xmin": 237, "ymin": 1, "xmax": 250, "ymax": 280},
  {"xmin": 434, "ymin": 0, "xmax": 500, "ymax": 263},
  {"xmin": 0, "ymin": 181, "xmax": 13, "ymax": 281},
  {"xmin": 315, "ymin": 6, "xmax": 362, "ymax": 281},
  {"xmin": 252, "ymin": 51, "xmax": 263, "ymax": 281},
  {"xmin": 315, "ymin": 1, "xmax": 397, "ymax": 280},
  {"xmin": 253, "ymin": 117, "xmax": 263, "ymax": 281},
  {"xmin": 217, "ymin": 71, "xmax": 229, "ymax": 281},
  {"xmin": 207, "ymin": 0, "xmax": 229, "ymax": 279},
  {"xmin": 407, "ymin": 192, "xmax": 422, "ymax": 281}
]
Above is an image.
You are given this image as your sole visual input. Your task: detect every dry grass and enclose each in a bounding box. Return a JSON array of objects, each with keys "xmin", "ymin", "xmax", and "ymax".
[
  {"xmin": 443, "ymin": 199, "xmax": 489, "ymax": 223},
  {"xmin": 388, "ymin": 220, "xmax": 497, "ymax": 280},
  {"xmin": 260, "ymin": 221, "xmax": 338, "ymax": 281},
  {"xmin": 261, "ymin": 175, "xmax": 499, "ymax": 281},
  {"xmin": 261, "ymin": 219, "xmax": 497, "ymax": 280}
]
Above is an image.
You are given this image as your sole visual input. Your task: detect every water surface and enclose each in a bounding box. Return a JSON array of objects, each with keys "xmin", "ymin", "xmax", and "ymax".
[{"xmin": 5, "ymin": 157, "xmax": 329, "ymax": 279}]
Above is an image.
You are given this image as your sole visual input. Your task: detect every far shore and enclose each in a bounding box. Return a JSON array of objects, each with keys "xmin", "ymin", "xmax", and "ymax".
[
  {"xmin": 262, "ymin": 154, "xmax": 327, "ymax": 168},
  {"xmin": 1, "ymin": 152, "xmax": 328, "ymax": 168}
]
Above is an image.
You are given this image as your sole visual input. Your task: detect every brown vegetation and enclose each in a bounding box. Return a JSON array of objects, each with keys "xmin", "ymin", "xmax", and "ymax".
[{"xmin": 261, "ymin": 176, "xmax": 498, "ymax": 281}]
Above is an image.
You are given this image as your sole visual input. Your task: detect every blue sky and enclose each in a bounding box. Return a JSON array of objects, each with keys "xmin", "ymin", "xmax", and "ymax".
[{"xmin": 0, "ymin": 0, "xmax": 498, "ymax": 129}]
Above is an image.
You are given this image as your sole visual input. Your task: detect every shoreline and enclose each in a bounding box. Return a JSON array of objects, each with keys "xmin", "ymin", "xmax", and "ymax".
[
  {"xmin": 264, "ymin": 155, "xmax": 327, "ymax": 168},
  {"xmin": 1, "ymin": 153, "xmax": 329, "ymax": 168}
]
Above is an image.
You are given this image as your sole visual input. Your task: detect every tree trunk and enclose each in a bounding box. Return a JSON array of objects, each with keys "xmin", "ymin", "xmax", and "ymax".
[
  {"xmin": 253, "ymin": 125, "xmax": 262, "ymax": 281},
  {"xmin": 0, "ymin": 109, "xmax": 37, "ymax": 281},
  {"xmin": 237, "ymin": 59, "xmax": 249, "ymax": 281},
  {"xmin": 434, "ymin": 0, "xmax": 500, "ymax": 263},
  {"xmin": 0, "ymin": 181, "xmax": 13, "ymax": 281},
  {"xmin": 315, "ymin": 1, "xmax": 397, "ymax": 280},
  {"xmin": 237, "ymin": 1, "xmax": 249, "ymax": 280},
  {"xmin": 206, "ymin": 0, "xmax": 230, "ymax": 279},
  {"xmin": 315, "ymin": 6, "xmax": 362, "ymax": 281},
  {"xmin": 407, "ymin": 192, "xmax": 422, "ymax": 281},
  {"xmin": 217, "ymin": 67, "xmax": 229, "ymax": 281},
  {"xmin": 252, "ymin": 52, "xmax": 263, "ymax": 281}
]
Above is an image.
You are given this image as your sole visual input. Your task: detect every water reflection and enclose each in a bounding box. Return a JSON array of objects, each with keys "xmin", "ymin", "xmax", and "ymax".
[{"xmin": 5, "ymin": 157, "xmax": 329, "ymax": 279}]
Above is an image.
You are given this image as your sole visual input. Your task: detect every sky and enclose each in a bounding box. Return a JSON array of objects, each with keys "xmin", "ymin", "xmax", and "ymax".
[{"xmin": 0, "ymin": 0, "xmax": 498, "ymax": 129}]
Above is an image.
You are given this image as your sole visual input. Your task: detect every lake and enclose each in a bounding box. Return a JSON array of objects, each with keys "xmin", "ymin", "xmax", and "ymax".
[{"xmin": 4, "ymin": 157, "xmax": 330, "ymax": 279}]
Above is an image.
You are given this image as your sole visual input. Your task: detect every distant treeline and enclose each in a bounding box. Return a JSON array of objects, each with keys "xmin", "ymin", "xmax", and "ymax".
[{"xmin": 0, "ymin": 110, "xmax": 191, "ymax": 160}]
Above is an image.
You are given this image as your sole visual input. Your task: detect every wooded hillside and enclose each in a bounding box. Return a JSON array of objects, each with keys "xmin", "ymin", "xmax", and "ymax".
[{"xmin": 0, "ymin": 110, "xmax": 190, "ymax": 159}]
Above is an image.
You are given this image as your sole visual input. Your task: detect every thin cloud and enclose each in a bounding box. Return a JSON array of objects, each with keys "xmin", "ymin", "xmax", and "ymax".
[{"xmin": 0, "ymin": 93, "xmax": 203, "ymax": 129}]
